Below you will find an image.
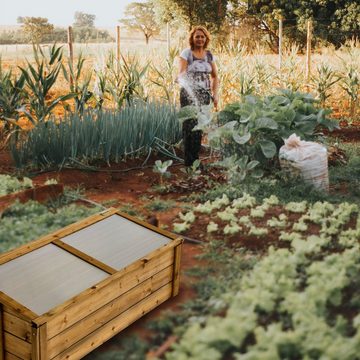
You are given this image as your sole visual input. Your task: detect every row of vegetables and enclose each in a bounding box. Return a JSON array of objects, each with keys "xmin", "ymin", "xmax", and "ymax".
[{"xmin": 168, "ymin": 194, "xmax": 360, "ymax": 359}]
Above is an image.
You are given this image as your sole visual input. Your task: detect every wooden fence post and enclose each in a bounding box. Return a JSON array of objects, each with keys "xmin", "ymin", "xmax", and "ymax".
[
  {"xmin": 306, "ymin": 19, "xmax": 312, "ymax": 83},
  {"xmin": 116, "ymin": 25, "xmax": 121, "ymax": 73},
  {"xmin": 278, "ymin": 18, "xmax": 283, "ymax": 70},
  {"xmin": 67, "ymin": 26, "xmax": 74, "ymax": 86}
]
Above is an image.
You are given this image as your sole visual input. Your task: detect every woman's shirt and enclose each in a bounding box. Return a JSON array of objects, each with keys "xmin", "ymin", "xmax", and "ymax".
[{"xmin": 180, "ymin": 48, "xmax": 214, "ymax": 91}]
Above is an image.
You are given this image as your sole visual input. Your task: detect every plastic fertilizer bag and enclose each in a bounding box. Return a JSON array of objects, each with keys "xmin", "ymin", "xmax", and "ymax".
[{"xmin": 279, "ymin": 134, "xmax": 329, "ymax": 191}]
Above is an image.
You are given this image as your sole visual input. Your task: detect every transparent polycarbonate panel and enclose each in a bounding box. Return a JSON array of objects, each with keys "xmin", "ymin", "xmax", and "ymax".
[
  {"xmin": 61, "ymin": 214, "xmax": 171, "ymax": 270},
  {"xmin": 0, "ymin": 244, "xmax": 108, "ymax": 315}
]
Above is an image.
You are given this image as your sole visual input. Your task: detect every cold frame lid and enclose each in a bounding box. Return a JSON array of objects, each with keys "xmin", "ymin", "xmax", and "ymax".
[{"xmin": 60, "ymin": 214, "xmax": 172, "ymax": 270}]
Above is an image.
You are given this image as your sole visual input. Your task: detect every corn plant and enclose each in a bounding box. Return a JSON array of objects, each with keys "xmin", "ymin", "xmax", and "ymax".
[
  {"xmin": 312, "ymin": 63, "xmax": 341, "ymax": 106},
  {"xmin": 340, "ymin": 65, "xmax": 359, "ymax": 118},
  {"xmin": 105, "ymin": 53, "xmax": 149, "ymax": 109},
  {"xmin": 149, "ymin": 47, "xmax": 179, "ymax": 105},
  {"xmin": 11, "ymin": 102, "xmax": 181, "ymax": 168},
  {"xmin": 93, "ymin": 57, "xmax": 109, "ymax": 110},
  {"xmin": 19, "ymin": 44, "xmax": 74, "ymax": 123},
  {"xmin": 276, "ymin": 45, "xmax": 304, "ymax": 92},
  {"xmin": 0, "ymin": 65, "xmax": 26, "ymax": 134},
  {"xmin": 252, "ymin": 59, "xmax": 273, "ymax": 95},
  {"xmin": 236, "ymin": 70, "xmax": 257, "ymax": 97},
  {"xmin": 104, "ymin": 52, "xmax": 124, "ymax": 110},
  {"xmin": 62, "ymin": 53, "xmax": 93, "ymax": 115},
  {"xmin": 120, "ymin": 54, "xmax": 149, "ymax": 106}
]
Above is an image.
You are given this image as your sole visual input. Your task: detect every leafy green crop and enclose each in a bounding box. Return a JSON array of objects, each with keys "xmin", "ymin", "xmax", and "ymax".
[
  {"xmin": 0, "ymin": 174, "xmax": 33, "ymax": 195},
  {"xmin": 167, "ymin": 199, "xmax": 360, "ymax": 360},
  {"xmin": 0, "ymin": 200, "xmax": 99, "ymax": 253},
  {"xmin": 208, "ymin": 89, "xmax": 338, "ymax": 171}
]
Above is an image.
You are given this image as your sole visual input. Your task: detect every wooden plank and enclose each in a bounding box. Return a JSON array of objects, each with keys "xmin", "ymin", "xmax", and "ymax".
[
  {"xmin": 0, "ymin": 305, "xmax": 4, "ymax": 360},
  {"xmin": 52, "ymin": 239, "xmax": 117, "ymax": 275},
  {"xmin": 31, "ymin": 326, "xmax": 40, "ymax": 360},
  {"xmin": 0, "ymin": 293, "xmax": 37, "ymax": 321},
  {"xmin": 47, "ymin": 266, "xmax": 173, "ymax": 358},
  {"xmin": 29, "ymin": 323, "xmax": 47, "ymax": 360},
  {"xmin": 3, "ymin": 312, "xmax": 32, "ymax": 343},
  {"xmin": 2, "ymin": 307, "xmax": 32, "ymax": 323},
  {"xmin": 0, "ymin": 208, "xmax": 117, "ymax": 265},
  {"xmin": 115, "ymin": 210, "xmax": 182, "ymax": 241},
  {"xmin": 44, "ymin": 250, "xmax": 174, "ymax": 338},
  {"xmin": 52, "ymin": 283, "xmax": 173, "ymax": 360},
  {"xmin": 39, "ymin": 324, "xmax": 47, "ymax": 360},
  {"xmin": 4, "ymin": 352, "xmax": 22, "ymax": 360},
  {"xmin": 172, "ymin": 244, "xmax": 183, "ymax": 297},
  {"xmin": 4, "ymin": 333, "xmax": 31, "ymax": 360},
  {"xmin": 34, "ymin": 240, "xmax": 181, "ymax": 327}
]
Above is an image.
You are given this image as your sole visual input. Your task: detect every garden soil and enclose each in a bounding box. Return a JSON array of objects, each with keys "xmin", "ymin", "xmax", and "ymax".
[
  {"xmin": 0, "ymin": 150, "xmax": 212, "ymax": 357},
  {"xmin": 0, "ymin": 124, "xmax": 359, "ymax": 356}
]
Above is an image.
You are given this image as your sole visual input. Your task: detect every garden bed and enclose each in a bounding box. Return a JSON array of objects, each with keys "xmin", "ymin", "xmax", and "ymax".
[{"xmin": 0, "ymin": 136, "xmax": 359, "ymax": 358}]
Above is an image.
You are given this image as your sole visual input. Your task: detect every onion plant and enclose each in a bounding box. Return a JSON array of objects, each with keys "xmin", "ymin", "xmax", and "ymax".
[{"xmin": 11, "ymin": 102, "xmax": 181, "ymax": 168}]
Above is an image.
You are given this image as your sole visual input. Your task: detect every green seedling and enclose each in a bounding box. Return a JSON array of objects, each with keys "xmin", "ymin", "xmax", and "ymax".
[{"xmin": 153, "ymin": 159, "xmax": 173, "ymax": 186}]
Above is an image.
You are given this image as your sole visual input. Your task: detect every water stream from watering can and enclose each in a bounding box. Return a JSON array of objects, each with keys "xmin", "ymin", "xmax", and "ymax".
[
  {"xmin": 178, "ymin": 74, "xmax": 200, "ymax": 108},
  {"xmin": 178, "ymin": 74, "xmax": 214, "ymax": 131}
]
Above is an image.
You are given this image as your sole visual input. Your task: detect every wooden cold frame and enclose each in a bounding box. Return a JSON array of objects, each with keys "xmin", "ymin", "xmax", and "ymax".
[{"xmin": 0, "ymin": 208, "xmax": 183, "ymax": 360}]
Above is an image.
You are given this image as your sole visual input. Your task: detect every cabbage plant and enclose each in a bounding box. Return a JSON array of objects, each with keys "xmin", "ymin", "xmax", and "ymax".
[{"xmin": 208, "ymin": 89, "xmax": 338, "ymax": 170}]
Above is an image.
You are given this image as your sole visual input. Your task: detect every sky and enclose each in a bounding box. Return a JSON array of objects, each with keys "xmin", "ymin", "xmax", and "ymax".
[{"xmin": 0, "ymin": 0, "xmax": 140, "ymax": 27}]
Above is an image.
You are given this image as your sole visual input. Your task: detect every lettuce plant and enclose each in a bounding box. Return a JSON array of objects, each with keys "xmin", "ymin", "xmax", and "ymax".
[
  {"xmin": 173, "ymin": 222, "xmax": 190, "ymax": 233},
  {"xmin": 0, "ymin": 174, "xmax": 33, "ymax": 196},
  {"xmin": 207, "ymin": 221, "xmax": 219, "ymax": 233},
  {"xmin": 179, "ymin": 211, "xmax": 196, "ymax": 223}
]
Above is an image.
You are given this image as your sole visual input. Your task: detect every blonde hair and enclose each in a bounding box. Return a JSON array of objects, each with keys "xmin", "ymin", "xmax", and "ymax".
[{"xmin": 188, "ymin": 26, "xmax": 211, "ymax": 50}]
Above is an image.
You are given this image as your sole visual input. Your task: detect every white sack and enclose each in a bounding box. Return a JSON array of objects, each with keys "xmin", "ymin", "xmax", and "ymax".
[{"xmin": 279, "ymin": 133, "xmax": 329, "ymax": 191}]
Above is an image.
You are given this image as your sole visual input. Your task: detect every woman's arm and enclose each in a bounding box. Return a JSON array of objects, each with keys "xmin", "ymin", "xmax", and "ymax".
[
  {"xmin": 178, "ymin": 57, "xmax": 188, "ymax": 79},
  {"xmin": 210, "ymin": 62, "xmax": 219, "ymax": 109}
]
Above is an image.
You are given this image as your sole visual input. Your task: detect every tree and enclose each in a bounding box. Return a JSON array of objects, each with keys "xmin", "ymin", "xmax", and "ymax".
[
  {"xmin": 17, "ymin": 17, "xmax": 54, "ymax": 44},
  {"xmin": 73, "ymin": 12, "xmax": 96, "ymax": 28},
  {"xmin": 73, "ymin": 12, "xmax": 96, "ymax": 43},
  {"xmin": 120, "ymin": 2, "xmax": 161, "ymax": 44},
  {"xmin": 247, "ymin": 0, "xmax": 360, "ymax": 49},
  {"xmin": 153, "ymin": 0, "xmax": 229, "ymax": 33}
]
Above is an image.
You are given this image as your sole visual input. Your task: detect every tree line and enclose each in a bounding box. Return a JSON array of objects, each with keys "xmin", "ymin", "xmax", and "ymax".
[
  {"xmin": 121, "ymin": 0, "xmax": 359, "ymax": 51},
  {"xmin": 1, "ymin": 1, "xmax": 358, "ymax": 50},
  {"xmin": 0, "ymin": 12, "xmax": 114, "ymax": 45}
]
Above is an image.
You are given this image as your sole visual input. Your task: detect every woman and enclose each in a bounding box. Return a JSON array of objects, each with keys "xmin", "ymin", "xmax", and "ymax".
[{"xmin": 178, "ymin": 26, "xmax": 219, "ymax": 167}]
